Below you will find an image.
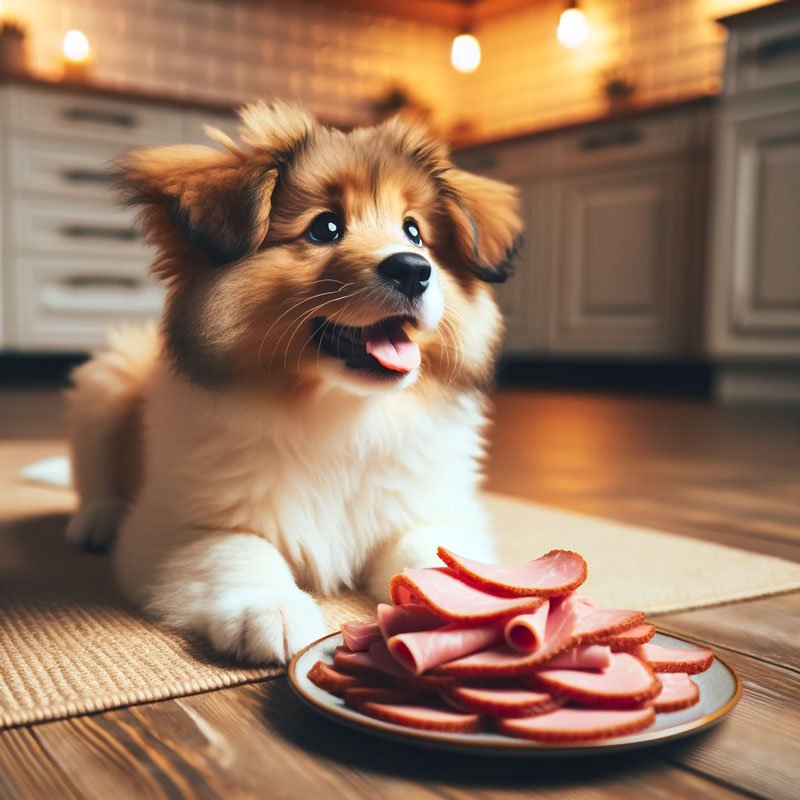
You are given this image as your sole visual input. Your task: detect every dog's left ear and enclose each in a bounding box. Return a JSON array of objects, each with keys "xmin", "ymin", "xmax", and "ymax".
[{"xmin": 440, "ymin": 169, "xmax": 523, "ymax": 283}]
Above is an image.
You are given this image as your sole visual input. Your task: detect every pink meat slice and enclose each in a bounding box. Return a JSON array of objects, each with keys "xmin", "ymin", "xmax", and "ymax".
[
  {"xmin": 388, "ymin": 623, "xmax": 503, "ymax": 675},
  {"xmin": 540, "ymin": 645, "xmax": 612, "ymax": 671},
  {"xmin": 635, "ymin": 643, "xmax": 714, "ymax": 675},
  {"xmin": 356, "ymin": 702, "xmax": 481, "ymax": 733},
  {"xmin": 390, "ymin": 567, "xmax": 545, "ymax": 621},
  {"xmin": 504, "ymin": 600, "xmax": 550, "ymax": 653},
  {"xmin": 653, "ymin": 673, "xmax": 700, "ymax": 713},
  {"xmin": 437, "ymin": 546, "xmax": 587, "ymax": 597},
  {"xmin": 377, "ymin": 603, "xmax": 444, "ymax": 640},
  {"xmin": 435, "ymin": 594, "xmax": 643, "ymax": 677},
  {"xmin": 364, "ymin": 320, "xmax": 421, "ymax": 373},
  {"xmin": 498, "ymin": 706, "xmax": 655, "ymax": 742},
  {"xmin": 533, "ymin": 652, "xmax": 660, "ymax": 708},
  {"xmin": 603, "ymin": 623, "xmax": 656, "ymax": 651},
  {"xmin": 341, "ymin": 621, "xmax": 382, "ymax": 652},
  {"xmin": 334, "ymin": 642, "xmax": 412, "ymax": 682},
  {"xmin": 445, "ymin": 685, "xmax": 559, "ymax": 718}
]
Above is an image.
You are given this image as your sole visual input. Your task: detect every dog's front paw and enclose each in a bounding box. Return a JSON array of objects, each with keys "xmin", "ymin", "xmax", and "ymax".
[
  {"xmin": 204, "ymin": 587, "xmax": 326, "ymax": 665},
  {"xmin": 66, "ymin": 498, "xmax": 127, "ymax": 551}
]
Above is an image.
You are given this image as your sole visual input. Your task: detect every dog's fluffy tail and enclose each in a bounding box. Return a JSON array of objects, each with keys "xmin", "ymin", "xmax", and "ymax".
[{"xmin": 65, "ymin": 322, "xmax": 160, "ymax": 550}]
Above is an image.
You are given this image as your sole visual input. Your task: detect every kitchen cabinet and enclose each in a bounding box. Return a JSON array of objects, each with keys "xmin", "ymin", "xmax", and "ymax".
[
  {"xmin": 456, "ymin": 103, "xmax": 710, "ymax": 360},
  {"xmin": 707, "ymin": 3, "xmax": 800, "ymax": 401}
]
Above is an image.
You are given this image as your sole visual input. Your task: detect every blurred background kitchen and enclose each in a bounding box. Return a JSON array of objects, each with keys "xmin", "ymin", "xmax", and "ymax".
[{"xmin": 0, "ymin": 0, "xmax": 797, "ymax": 403}]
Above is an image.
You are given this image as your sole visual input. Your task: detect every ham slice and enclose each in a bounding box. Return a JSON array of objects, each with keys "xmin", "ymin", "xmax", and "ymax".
[
  {"xmin": 390, "ymin": 567, "xmax": 545, "ymax": 621},
  {"xmin": 498, "ymin": 707, "xmax": 655, "ymax": 742},
  {"xmin": 437, "ymin": 547, "xmax": 587, "ymax": 597},
  {"xmin": 388, "ymin": 623, "xmax": 502, "ymax": 675},
  {"xmin": 341, "ymin": 621, "xmax": 382, "ymax": 652},
  {"xmin": 334, "ymin": 643, "xmax": 411, "ymax": 682},
  {"xmin": 540, "ymin": 645, "xmax": 612, "ymax": 671},
  {"xmin": 504, "ymin": 601, "xmax": 550, "ymax": 653},
  {"xmin": 635, "ymin": 643, "xmax": 714, "ymax": 675},
  {"xmin": 653, "ymin": 673, "xmax": 700, "ymax": 713},
  {"xmin": 436, "ymin": 595, "xmax": 643, "ymax": 677},
  {"xmin": 603, "ymin": 623, "xmax": 656, "ymax": 651},
  {"xmin": 343, "ymin": 686, "xmax": 424, "ymax": 707},
  {"xmin": 356, "ymin": 702, "xmax": 481, "ymax": 733},
  {"xmin": 445, "ymin": 686, "xmax": 559, "ymax": 718},
  {"xmin": 532, "ymin": 652, "xmax": 660, "ymax": 708},
  {"xmin": 377, "ymin": 603, "xmax": 443, "ymax": 639},
  {"xmin": 307, "ymin": 661, "xmax": 360, "ymax": 697}
]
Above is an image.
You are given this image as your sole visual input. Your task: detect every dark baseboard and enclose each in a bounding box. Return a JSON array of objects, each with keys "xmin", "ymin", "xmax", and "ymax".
[
  {"xmin": 496, "ymin": 357, "xmax": 713, "ymax": 397},
  {"xmin": 0, "ymin": 353, "xmax": 89, "ymax": 386},
  {"xmin": 1, "ymin": 353, "xmax": 714, "ymax": 398}
]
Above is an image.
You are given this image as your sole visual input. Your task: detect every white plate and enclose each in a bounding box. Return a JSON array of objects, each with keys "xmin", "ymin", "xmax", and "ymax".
[{"xmin": 288, "ymin": 631, "xmax": 742, "ymax": 757}]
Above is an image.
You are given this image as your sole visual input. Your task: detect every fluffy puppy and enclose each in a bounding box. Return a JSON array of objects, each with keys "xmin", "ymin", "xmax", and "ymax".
[{"xmin": 66, "ymin": 102, "xmax": 522, "ymax": 665}]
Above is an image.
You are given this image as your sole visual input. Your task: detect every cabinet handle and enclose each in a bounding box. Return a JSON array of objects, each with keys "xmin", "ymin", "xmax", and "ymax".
[
  {"xmin": 753, "ymin": 33, "xmax": 800, "ymax": 63},
  {"xmin": 60, "ymin": 225, "xmax": 139, "ymax": 241},
  {"xmin": 60, "ymin": 168, "xmax": 115, "ymax": 185},
  {"xmin": 61, "ymin": 107, "xmax": 138, "ymax": 128},
  {"xmin": 62, "ymin": 274, "xmax": 143, "ymax": 290},
  {"xmin": 579, "ymin": 128, "xmax": 642, "ymax": 151}
]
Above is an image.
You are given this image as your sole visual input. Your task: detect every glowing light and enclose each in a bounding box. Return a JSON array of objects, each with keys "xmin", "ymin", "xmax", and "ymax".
[
  {"xmin": 62, "ymin": 30, "xmax": 90, "ymax": 63},
  {"xmin": 451, "ymin": 33, "xmax": 481, "ymax": 74},
  {"xmin": 557, "ymin": 6, "xmax": 589, "ymax": 49}
]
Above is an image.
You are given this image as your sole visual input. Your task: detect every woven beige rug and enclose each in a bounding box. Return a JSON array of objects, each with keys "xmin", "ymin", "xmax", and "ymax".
[{"xmin": 3, "ymin": 443, "xmax": 800, "ymax": 729}]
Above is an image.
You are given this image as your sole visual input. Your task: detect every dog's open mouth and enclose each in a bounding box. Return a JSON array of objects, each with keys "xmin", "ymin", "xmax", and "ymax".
[{"xmin": 311, "ymin": 316, "xmax": 421, "ymax": 379}]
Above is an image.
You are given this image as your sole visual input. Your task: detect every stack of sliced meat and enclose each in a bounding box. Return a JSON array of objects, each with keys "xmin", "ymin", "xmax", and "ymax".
[{"xmin": 308, "ymin": 547, "xmax": 714, "ymax": 741}]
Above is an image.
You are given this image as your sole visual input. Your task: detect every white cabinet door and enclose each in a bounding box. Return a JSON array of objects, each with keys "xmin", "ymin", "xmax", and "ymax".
[
  {"xmin": 546, "ymin": 161, "xmax": 686, "ymax": 355},
  {"xmin": 708, "ymin": 102, "xmax": 800, "ymax": 358}
]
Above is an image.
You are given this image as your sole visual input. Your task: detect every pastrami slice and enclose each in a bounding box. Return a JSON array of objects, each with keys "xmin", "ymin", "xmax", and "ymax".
[
  {"xmin": 389, "ymin": 567, "xmax": 545, "ymax": 621},
  {"xmin": 356, "ymin": 702, "xmax": 482, "ymax": 733},
  {"xmin": 437, "ymin": 547, "xmax": 588, "ymax": 597},
  {"xmin": 653, "ymin": 673, "xmax": 700, "ymax": 713},
  {"xmin": 539, "ymin": 645, "xmax": 612, "ymax": 671},
  {"xmin": 635, "ymin": 643, "xmax": 714, "ymax": 674},
  {"xmin": 334, "ymin": 642, "xmax": 411, "ymax": 682},
  {"xmin": 497, "ymin": 706, "xmax": 655, "ymax": 742},
  {"xmin": 532, "ymin": 652, "xmax": 660, "ymax": 708},
  {"xmin": 388, "ymin": 623, "xmax": 502, "ymax": 675}
]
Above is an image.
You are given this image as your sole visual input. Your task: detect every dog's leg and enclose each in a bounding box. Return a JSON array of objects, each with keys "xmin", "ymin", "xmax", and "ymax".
[
  {"xmin": 142, "ymin": 532, "xmax": 326, "ymax": 665},
  {"xmin": 65, "ymin": 325, "xmax": 157, "ymax": 551},
  {"xmin": 365, "ymin": 522, "xmax": 496, "ymax": 603}
]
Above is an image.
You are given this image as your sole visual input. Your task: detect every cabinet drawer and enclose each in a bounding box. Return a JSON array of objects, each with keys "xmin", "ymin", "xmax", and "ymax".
[
  {"xmin": 455, "ymin": 137, "xmax": 553, "ymax": 182},
  {"xmin": 725, "ymin": 13, "xmax": 800, "ymax": 96},
  {"xmin": 8, "ymin": 86, "xmax": 183, "ymax": 145},
  {"xmin": 10, "ymin": 254, "xmax": 164, "ymax": 351},
  {"xmin": 8, "ymin": 135, "xmax": 125, "ymax": 201},
  {"xmin": 552, "ymin": 114, "xmax": 693, "ymax": 171},
  {"xmin": 11, "ymin": 197, "xmax": 147, "ymax": 260}
]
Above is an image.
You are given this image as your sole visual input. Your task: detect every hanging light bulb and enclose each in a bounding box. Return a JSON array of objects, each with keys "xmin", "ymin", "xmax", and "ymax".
[
  {"xmin": 557, "ymin": 1, "xmax": 589, "ymax": 49},
  {"xmin": 62, "ymin": 30, "xmax": 91, "ymax": 64},
  {"xmin": 451, "ymin": 32, "xmax": 481, "ymax": 74}
]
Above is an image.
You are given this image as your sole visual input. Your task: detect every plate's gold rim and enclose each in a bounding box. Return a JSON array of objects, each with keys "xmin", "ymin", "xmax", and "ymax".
[{"xmin": 288, "ymin": 630, "xmax": 743, "ymax": 754}]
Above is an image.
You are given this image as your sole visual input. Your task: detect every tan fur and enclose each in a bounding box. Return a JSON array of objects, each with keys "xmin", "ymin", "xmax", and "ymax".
[{"xmin": 68, "ymin": 102, "xmax": 522, "ymax": 663}]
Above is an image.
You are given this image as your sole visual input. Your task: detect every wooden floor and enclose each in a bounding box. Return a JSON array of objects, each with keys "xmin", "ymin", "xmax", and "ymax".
[{"xmin": 1, "ymin": 388, "xmax": 799, "ymax": 800}]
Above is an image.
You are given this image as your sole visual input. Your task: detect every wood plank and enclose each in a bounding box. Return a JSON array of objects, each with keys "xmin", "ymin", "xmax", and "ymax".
[
  {"xmin": 662, "ymin": 648, "xmax": 800, "ymax": 800},
  {"xmin": 655, "ymin": 593, "xmax": 800, "ymax": 671},
  {"xmin": 0, "ymin": 727, "xmax": 81, "ymax": 800}
]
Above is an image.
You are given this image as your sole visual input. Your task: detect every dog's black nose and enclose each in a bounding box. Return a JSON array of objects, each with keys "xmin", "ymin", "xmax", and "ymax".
[{"xmin": 377, "ymin": 252, "xmax": 431, "ymax": 300}]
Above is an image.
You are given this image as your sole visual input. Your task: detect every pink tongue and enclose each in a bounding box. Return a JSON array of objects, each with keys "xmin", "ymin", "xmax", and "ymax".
[{"xmin": 365, "ymin": 322, "xmax": 421, "ymax": 372}]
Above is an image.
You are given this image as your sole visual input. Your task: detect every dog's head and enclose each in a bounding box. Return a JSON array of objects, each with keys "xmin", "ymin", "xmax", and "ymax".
[{"xmin": 116, "ymin": 102, "xmax": 522, "ymax": 396}]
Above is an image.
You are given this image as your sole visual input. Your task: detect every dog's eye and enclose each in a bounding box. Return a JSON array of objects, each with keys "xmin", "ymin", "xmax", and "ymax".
[
  {"xmin": 308, "ymin": 212, "xmax": 343, "ymax": 244},
  {"xmin": 403, "ymin": 218, "xmax": 423, "ymax": 247}
]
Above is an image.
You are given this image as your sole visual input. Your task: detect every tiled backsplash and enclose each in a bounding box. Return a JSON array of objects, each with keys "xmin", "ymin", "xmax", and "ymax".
[{"xmin": 4, "ymin": 0, "xmax": 768, "ymax": 140}]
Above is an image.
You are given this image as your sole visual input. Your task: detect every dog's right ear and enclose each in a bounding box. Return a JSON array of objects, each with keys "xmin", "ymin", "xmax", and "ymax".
[{"xmin": 114, "ymin": 145, "xmax": 278, "ymax": 268}]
